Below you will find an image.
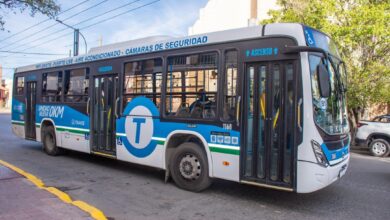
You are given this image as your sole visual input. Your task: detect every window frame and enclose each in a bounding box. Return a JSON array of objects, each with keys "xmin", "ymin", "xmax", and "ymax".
[
  {"xmin": 63, "ymin": 68, "xmax": 90, "ymax": 103},
  {"xmin": 221, "ymin": 48, "xmax": 239, "ymax": 123},
  {"xmin": 14, "ymin": 76, "xmax": 25, "ymax": 96},
  {"xmin": 164, "ymin": 50, "xmax": 220, "ymax": 121},
  {"xmin": 41, "ymin": 71, "xmax": 63, "ymax": 103},
  {"xmin": 122, "ymin": 57, "xmax": 164, "ymax": 110}
]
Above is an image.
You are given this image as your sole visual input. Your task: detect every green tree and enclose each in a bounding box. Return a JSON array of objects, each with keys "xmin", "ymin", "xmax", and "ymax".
[
  {"xmin": 263, "ymin": 0, "xmax": 390, "ymax": 131},
  {"xmin": 0, "ymin": 0, "xmax": 60, "ymax": 30}
]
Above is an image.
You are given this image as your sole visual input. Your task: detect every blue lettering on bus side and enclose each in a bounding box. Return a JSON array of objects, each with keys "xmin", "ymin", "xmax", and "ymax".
[
  {"xmin": 33, "ymin": 36, "xmax": 209, "ymax": 71},
  {"xmin": 246, "ymin": 47, "xmax": 278, "ymax": 57},
  {"xmin": 133, "ymin": 118, "xmax": 146, "ymax": 144}
]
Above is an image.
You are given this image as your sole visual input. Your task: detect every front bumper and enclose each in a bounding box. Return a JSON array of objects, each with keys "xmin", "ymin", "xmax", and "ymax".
[{"xmin": 296, "ymin": 155, "xmax": 349, "ymax": 193}]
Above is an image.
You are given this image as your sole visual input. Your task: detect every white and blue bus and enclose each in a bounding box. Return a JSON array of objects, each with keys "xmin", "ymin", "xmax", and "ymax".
[{"xmin": 11, "ymin": 23, "xmax": 350, "ymax": 193}]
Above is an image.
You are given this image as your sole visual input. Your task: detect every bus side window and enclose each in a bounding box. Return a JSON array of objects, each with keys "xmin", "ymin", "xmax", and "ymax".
[
  {"xmin": 165, "ymin": 52, "xmax": 218, "ymax": 119},
  {"xmin": 222, "ymin": 50, "xmax": 238, "ymax": 121},
  {"xmin": 123, "ymin": 58, "xmax": 162, "ymax": 111},
  {"xmin": 64, "ymin": 68, "xmax": 89, "ymax": 102},
  {"xmin": 15, "ymin": 76, "xmax": 25, "ymax": 96},
  {"xmin": 42, "ymin": 71, "xmax": 62, "ymax": 102}
]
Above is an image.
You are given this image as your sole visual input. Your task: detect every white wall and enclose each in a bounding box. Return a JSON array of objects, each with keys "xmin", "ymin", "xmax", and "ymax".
[
  {"xmin": 5, "ymin": 79, "xmax": 12, "ymax": 108},
  {"xmin": 188, "ymin": 0, "xmax": 277, "ymax": 35}
]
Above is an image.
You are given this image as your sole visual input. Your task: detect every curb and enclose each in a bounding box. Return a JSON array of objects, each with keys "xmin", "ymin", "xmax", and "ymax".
[{"xmin": 0, "ymin": 159, "xmax": 107, "ymax": 220}]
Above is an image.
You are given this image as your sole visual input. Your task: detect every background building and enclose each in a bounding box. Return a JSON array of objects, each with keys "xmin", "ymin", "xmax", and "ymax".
[
  {"xmin": 0, "ymin": 65, "xmax": 10, "ymax": 109},
  {"xmin": 188, "ymin": 0, "xmax": 277, "ymax": 35}
]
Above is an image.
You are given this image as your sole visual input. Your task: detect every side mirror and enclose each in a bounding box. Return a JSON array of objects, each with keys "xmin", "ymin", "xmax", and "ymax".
[{"xmin": 317, "ymin": 63, "xmax": 331, "ymax": 98}]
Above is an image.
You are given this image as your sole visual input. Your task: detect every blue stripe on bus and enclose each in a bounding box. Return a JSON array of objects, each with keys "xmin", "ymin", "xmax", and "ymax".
[{"xmin": 321, "ymin": 143, "xmax": 349, "ymax": 163}]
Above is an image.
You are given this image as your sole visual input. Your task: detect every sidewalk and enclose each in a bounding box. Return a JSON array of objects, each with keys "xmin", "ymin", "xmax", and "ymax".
[
  {"xmin": 0, "ymin": 164, "xmax": 93, "ymax": 220},
  {"xmin": 0, "ymin": 108, "xmax": 10, "ymax": 113}
]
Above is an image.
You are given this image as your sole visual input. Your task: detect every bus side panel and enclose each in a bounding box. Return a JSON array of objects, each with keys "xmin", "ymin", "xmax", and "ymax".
[
  {"xmin": 115, "ymin": 97, "xmax": 241, "ymax": 181},
  {"xmin": 116, "ymin": 134, "xmax": 165, "ymax": 169},
  {"xmin": 36, "ymin": 104, "xmax": 90, "ymax": 154},
  {"xmin": 210, "ymin": 152, "xmax": 240, "ymax": 181},
  {"xmin": 11, "ymin": 98, "xmax": 26, "ymax": 139}
]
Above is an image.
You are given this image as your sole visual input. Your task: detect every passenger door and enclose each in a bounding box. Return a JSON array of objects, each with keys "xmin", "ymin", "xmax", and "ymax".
[
  {"xmin": 25, "ymin": 81, "xmax": 37, "ymax": 140},
  {"xmin": 241, "ymin": 61, "xmax": 298, "ymax": 190},
  {"xmin": 90, "ymin": 74, "xmax": 119, "ymax": 157}
]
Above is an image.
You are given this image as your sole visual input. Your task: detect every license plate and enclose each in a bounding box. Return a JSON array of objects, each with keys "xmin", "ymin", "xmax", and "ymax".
[{"xmin": 338, "ymin": 164, "xmax": 347, "ymax": 178}]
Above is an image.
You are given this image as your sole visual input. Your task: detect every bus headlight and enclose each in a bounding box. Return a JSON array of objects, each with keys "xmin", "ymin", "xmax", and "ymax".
[{"xmin": 311, "ymin": 140, "xmax": 329, "ymax": 167}]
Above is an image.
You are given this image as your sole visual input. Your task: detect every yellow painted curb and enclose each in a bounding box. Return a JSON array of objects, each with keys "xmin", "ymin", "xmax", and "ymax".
[
  {"xmin": 73, "ymin": 200, "xmax": 107, "ymax": 220},
  {"xmin": 0, "ymin": 159, "xmax": 107, "ymax": 220},
  {"xmin": 45, "ymin": 187, "xmax": 72, "ymax": 203}
]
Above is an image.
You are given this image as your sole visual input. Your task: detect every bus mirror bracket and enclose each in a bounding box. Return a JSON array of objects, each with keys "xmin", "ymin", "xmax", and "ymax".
[{"xmin": 283, "ymin": 46, "xmax": 329, "ymax": 59}]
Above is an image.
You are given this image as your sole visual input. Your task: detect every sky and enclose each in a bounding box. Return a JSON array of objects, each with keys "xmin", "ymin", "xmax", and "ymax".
[{"xmin": 0, "ymin": 0, "xmax": 208, "ymax": 79}]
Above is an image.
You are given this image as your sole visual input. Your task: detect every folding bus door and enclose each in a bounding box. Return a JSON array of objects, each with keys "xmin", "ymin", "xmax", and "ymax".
[
  {"xmin": 25, "ymin": 81, "xmax": 37, "ymax": 140},
  {"xmin": 241, "ymin": 61, "xmax": 298, "ymax": 190},
  {"xmin": 91, "ymin": 74, "xmax": 119, "ymax": 157}
]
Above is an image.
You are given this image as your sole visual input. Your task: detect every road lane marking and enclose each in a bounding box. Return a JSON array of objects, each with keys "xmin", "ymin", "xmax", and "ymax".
[{"xmin": 0, "ymin": 159, "xmax": 107, "ymax": 220}]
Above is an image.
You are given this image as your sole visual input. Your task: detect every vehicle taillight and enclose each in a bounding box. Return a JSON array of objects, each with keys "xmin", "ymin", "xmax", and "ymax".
[{"xmin": 357, "ymin": 123, "xmax": 367, "ymax": 128}]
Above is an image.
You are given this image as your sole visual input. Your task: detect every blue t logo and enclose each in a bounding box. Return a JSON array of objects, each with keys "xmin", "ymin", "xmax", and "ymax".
[{"xmin": 132, "ymin": 118, "xmax": 146, "ymax": 144}]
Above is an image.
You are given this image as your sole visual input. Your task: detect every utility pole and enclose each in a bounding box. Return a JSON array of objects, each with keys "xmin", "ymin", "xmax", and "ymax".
[
  {"xmin": 56, "ymin": 19, "xmax": 87, "ymax": 56},
  {"xmin": 74, "ymin": 29, "xmax": 80, "ymax": 56},
  {"xmin": 98, "ymin": 35, "xmax": 103, "ymax": 47},
  {"xmin": 248, "ymin": 0, "xmax": 258, "ymax": 26}
]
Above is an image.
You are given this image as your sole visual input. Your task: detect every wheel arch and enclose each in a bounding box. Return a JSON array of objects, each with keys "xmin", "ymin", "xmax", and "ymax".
[
  {"xmin": 164, "ymin": 130, "xmax": 213, "ymax": 178},
  {"xmin": 39, "ymin": 118, "xmax": 58, "ymax": 143},
  {"xmin": 367, "ymin": 133, "xmax": 390, "ymax": 145}
]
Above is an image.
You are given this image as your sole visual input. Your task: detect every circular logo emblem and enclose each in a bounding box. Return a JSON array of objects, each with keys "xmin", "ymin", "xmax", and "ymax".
[
  {"xmin": 125, "ymin": 106, "xmax": 154, "ymax": 150},
  {"xmin": 319, "ymin": 98, "xmax": 328, "ymax": 110}
]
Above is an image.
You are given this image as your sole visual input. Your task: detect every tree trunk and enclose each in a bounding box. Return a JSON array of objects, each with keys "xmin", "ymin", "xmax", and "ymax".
[{"xmin": 348, "ymin": 107, "xmax": 363, "ymax": 145}]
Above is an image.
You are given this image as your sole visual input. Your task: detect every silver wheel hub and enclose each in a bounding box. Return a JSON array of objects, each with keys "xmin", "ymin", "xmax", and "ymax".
[
  {"xmin": 179, "ymin": 154, "xmax": 201, "ymax": 180},
  {"xmin": 46, "ymin": 133, "xmax": 55, "ymax": 150},
  {"xmin": 373, "ymin": 142, "xmax": 386, "ymax": 155}
]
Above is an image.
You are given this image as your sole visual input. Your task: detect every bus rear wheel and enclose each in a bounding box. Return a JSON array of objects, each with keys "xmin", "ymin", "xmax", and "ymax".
[
  {"xmin": 169, "ymin": 142, "xmax": 212, "ymax": 192},
  {"xmin": 42, "ymin": 126, "xmax": 62, "ymax": 156}
]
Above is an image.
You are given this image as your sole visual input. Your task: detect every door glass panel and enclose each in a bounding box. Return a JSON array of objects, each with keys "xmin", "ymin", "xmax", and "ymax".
[
  {"xmin": 257, "ymin": 65, "xmax": 267, "ymax": 178},
  {"xmin": 105, "ymin": 77, "xmax": 114, "ymax": 150},
  {"xmin": 284, "ymin": 63, "xmax": 294, "ymax": 183},
  {"xmin": 25, "ymin": 82, "xmax": 37, "ymax": 139},
  {"xmin": 245, "ymin": 66, "xmax": 255, "ymax": 176},
  {"xmin": 270, "ymin": 64, "xmax": 280, "ymax": 181},
  {"xmin": 92, "ymin": 76, "xmax": 118, "ymax": 154},
  {"xmin": 99, "ymin": 78, "xmax": 105, "ymax": 151}
]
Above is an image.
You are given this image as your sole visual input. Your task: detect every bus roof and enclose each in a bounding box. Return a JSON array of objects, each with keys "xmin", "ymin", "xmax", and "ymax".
[
  {"xmin": 15, "ymin": 25, "xmax": 266, "ymax": 73},
  {"xmin": 15, "ymin": 23, "xmax": 306, "ymax": 73}
]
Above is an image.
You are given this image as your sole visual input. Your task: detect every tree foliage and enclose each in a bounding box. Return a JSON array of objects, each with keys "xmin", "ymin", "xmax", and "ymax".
[
  {"xmin": 263, "ymin": 0, "xmax": 390, "ymax": 113},
  {"xmin": 0, "ymin": 0, "xmax": 60, "ymax": 30}
]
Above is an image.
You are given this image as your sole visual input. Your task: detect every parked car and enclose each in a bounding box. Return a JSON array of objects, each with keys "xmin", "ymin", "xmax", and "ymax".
[{"xmin": 355, "ymin": 115, "xmax": 390, "ymax": 157}]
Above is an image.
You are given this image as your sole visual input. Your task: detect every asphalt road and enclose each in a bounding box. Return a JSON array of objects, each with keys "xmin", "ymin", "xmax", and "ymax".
[{"xmin": 1, "ymin": 113, "xmax": 389, "ymax": 220}]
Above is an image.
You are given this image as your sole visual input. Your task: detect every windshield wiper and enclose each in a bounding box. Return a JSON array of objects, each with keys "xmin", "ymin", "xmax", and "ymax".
[{"xmin": 328, "ymin": 55, "xmax": 345, "ymax": 95}]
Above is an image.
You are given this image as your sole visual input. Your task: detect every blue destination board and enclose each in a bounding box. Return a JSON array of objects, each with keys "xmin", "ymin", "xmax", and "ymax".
[
  {"xmin": 98, "ymin": 66, "xmax": 113, "ymax": 72},
  {"xmin": 246, "ymin": 47, "xmax": 278, "ymax": 57}
]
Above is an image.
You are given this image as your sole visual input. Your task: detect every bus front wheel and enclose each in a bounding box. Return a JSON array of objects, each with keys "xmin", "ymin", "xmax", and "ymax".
[
  {"xmin": 169, "ymin": 142, "xmax": 212, "ymax": 192},
  {"xmin": 42, "ymin": 126, "xmax": 62, "ymax": 156}
]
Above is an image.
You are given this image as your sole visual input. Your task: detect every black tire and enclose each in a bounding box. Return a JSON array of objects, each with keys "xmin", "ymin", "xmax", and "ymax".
[
  {"xmin": 169, "ymin": 142, "xmax": 212, "ymax": 192},
  {"xmin": 369, "ymin": 139, "xmax": 390, "ymax": 157},
  {"xmin": 42, "ymin": 126, "xmax": 63, "ymax": 156}
]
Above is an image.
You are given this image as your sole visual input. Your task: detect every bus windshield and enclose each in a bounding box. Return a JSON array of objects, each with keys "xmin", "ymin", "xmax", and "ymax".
[{"xmin": 309, "ymin": 54, "xmax": 349, "ymax": 135}]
